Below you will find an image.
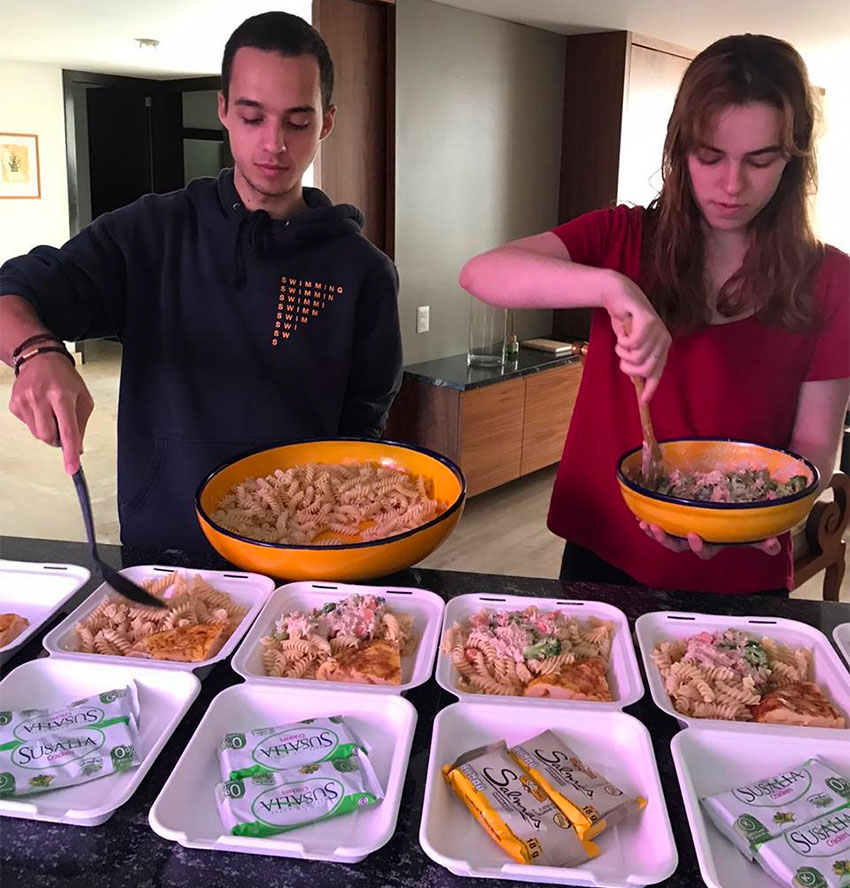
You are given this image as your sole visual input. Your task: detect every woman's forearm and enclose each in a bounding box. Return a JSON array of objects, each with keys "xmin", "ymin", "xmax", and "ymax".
[{"xmin": 459, "ymin": 239, "xmax": 620, "ymax": 311}]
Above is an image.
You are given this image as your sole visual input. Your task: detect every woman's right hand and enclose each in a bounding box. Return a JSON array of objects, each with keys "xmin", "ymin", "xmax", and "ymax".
[
  {"xmin": 9, "ymin": 351, "xmax": 94, "ymax": 474},
  {"xmin": 601, "ymin": 271, "xmax": 672, "ymax": 402}
]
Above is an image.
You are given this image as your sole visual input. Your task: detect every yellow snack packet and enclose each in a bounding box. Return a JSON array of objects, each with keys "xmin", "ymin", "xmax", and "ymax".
[
  {"xmin": 442, "ymin": 739, "xmax": 599, "ymax": 867},
  {"xmin": 509, "ymin": 730, "xmax": 647, "ymax": 840}
]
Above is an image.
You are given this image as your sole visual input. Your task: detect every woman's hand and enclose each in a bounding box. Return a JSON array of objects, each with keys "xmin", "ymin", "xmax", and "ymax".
[
  {"xmin": 601, "ymin": 272, "xmax": 672, "ymax": 402},
  {"xmin": 638, "ymin": 521, "xmax": 781, "ymax": 559}
]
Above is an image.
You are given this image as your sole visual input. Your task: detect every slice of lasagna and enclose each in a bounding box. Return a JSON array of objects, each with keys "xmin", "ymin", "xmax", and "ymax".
[
  {"xmin": 0, "ymin": 613, "xmax": 29, "ymax": 647},
  {"xmin": 317, "ymin": 639, "xmax": 402, "ymax": 685},
  {"xmin": 523, "ymin": 656, "xmax": 612, "ymax": 701},
  {"xmin": 752, "ymin": 681, "xmax": 845, "ymax": 729},
  {"xmin": 131, "ymin": 623, "xmax": 227, "ymax": 662}
]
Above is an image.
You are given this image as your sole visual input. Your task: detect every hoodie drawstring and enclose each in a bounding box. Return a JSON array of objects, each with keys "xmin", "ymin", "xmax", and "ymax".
[{"xmin": 231, "ymin": 211, "xmax": 272, "ymax": 289}]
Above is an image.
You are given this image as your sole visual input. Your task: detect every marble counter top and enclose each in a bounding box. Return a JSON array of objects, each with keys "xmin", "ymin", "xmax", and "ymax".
[{"xmin": 403, "ymin": 349, "xmax": 579, "ymax": 391}]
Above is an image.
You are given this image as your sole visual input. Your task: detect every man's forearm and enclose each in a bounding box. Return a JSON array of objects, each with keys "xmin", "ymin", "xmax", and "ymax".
[{"xmin": 0, "ymin": 295, "xmax": 55, "ymax": 366}]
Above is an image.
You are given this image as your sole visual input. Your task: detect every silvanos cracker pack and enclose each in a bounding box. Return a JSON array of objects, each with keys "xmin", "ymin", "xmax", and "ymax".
[
  {"xmin": 701, "ymin": 757, "xmax": 850, "ymax": 860},
  {"xmin": 0, "ymin": 684, "xmax": 141, "ymax": 798},
  {"xmin": 218, "ymin": 715, "xmax": 362, "ymax": 780},
  {"xmin": 442, "ymin": 740, "xmax": 599, "ymax": 867},
  {"xmin": 216, "ymin": 749, "xmax": 383, "ymax": 837},
  {"xmin": 508, "ymin": 729, "xmax": 646, "ymax": 840},
  {"xmin": 754, "ymin": 803, "xmax": 850, "ymax": 888}
]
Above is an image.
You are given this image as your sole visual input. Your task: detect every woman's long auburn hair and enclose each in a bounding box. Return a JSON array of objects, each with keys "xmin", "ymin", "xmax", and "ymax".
[{"xmin": 643, "ymin": 34, "xmax": 823, "ymax": 332}]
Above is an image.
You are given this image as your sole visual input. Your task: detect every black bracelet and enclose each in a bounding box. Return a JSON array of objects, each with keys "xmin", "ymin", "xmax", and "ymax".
[
  {"xmin": 11, "ymin": 332, "xmax": 62, "ymax": 359},
  {"xmin": 14, "ymin": 345, "xmax": 75, "ymax": 377}
]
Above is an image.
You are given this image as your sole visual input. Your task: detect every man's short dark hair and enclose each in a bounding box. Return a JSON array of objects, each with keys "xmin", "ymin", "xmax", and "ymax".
[{"xmin": 222, "ymin": 12, "xmax": 334, "ymax": 109}]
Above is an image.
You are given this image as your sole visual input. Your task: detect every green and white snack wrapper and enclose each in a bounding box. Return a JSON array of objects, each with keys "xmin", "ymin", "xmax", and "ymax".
[
  {"xmin": 0, "ymin": 683, "xmax": 141, "ymax": 798},
  {"xmin": 216, "ymin": 749, "xmax": 383, "ymax": 838},
  {"xmin": 754, "ymin": 804, "xmax": 850, "ymax": 887},
  {"xmin": 219, "ymin": 715, "xmax": 363, "ymax": 781},
  {"xmin": 701, "ymin": 757, "xmax": 850, "ymax": 860}
]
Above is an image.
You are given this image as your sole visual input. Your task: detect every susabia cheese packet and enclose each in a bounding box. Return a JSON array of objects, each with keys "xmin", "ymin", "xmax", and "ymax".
[
  {"xmin": 0, "ymin": 684, "xmax": 141, "ymax": 798},
  {"xmin": 441, "ymin": 740, "xmax": 599, "ymax": 867},
  {"xmin": 508, "ymin": 729, "xmax": 646, "ymax": 841},
  {"xmin": 218, "ymin": 715, "xmax": 363, "ymax": 780},
  {"xmin": 216, "ymin": 749, "xmax": 383, "ymax": 838},
  {"xmin": 754, "ymin": 804, "xmax": 850, "ymax": 888},
  {"xmin": 701, "ymin": 757, "xmax": 850, "ymax": 860}
]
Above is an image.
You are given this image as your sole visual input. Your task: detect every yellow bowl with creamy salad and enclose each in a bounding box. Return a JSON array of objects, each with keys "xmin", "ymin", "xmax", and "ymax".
[{"xmin": 616, "ymin": 438, "xmax": 820, "ymax": 544}]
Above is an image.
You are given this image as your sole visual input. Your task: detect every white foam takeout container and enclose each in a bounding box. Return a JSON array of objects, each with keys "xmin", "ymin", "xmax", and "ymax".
[
  {"xmin": 419, "ymin": 702, "xmax": 677, "ymax": 887},
  {"xmin": 231, "ymin": 581, "xmax": 445, "ymax": 693},
  {"xmin": 435, "ymin": 592, "xmax": 644, "ymax": 710},
  {"xmin": 635, "ymin": 610, "xmax": 850, "ymax": 732},
  {"xmin": 833, "ymin": 622, "xmax": 850, "ymax": 670},
  {"xmin": 42, "ymin": 564, "xmax": 275, "ymax": 676},
  {"xmin": 149, "ymin": 681, "xmax": 417, "ymax": 863},
  {"xmin": 671, "ymin": 724, "xmax": 850, "ymax": 888},
  {"xmin": 0, "ymin": 560, "xmax": 90, "ymax": 665},
  {"xmin": 0, "ymin": 656, "xmax": 199, "ymax": 827}
]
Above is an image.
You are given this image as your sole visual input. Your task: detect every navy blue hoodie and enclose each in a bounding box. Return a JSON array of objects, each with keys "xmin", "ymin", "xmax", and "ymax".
[{"xmin": 1, "ymin": 170, "xmax": 402, "ymax": 550}]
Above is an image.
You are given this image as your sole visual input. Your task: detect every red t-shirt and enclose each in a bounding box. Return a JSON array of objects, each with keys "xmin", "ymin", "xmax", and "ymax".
[{"xmin": 548, "ymin": 205, "xmax": 850, "ymax": 594}]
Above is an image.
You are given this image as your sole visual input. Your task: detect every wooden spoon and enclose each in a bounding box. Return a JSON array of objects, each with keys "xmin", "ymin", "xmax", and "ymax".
[{"xmin": 622, "ymin": 317, "xmax": 665, "ymax": 490}]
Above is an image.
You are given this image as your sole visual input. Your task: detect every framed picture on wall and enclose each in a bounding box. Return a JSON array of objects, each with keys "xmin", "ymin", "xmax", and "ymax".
[{"xmin": 0, "ymin": 133, "xmax": 41, "ymax": 199}]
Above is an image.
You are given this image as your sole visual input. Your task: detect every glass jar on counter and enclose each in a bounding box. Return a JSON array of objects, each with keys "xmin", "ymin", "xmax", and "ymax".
[{"xmin": 467, "ymin": 297, "xmax": 506, "ymax": 368}]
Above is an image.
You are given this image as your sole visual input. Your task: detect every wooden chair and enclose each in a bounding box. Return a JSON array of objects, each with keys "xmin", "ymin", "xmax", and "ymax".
[{"xmin": 793, "ymin": 472, "xmax": 849, "ymax": 601}]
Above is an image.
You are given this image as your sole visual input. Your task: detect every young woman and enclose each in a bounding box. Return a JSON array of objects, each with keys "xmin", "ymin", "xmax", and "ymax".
[{"xmin": 460, "ymin": 34, "xmax": 849, "ymax": 595}]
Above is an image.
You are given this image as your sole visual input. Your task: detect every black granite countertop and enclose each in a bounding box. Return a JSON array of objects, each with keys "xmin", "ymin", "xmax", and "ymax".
[
  {"xmin": 0, "ymin": 535, "xmax": 847, "ymax": 888},
  {"xmin": 403, "ymin": 348, "xmax": 579, "ymax": 391}
]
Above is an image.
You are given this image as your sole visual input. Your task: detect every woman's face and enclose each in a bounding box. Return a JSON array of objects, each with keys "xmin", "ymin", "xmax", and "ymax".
[{"xmin": 687, "ymin": 102, "xmax": 788, "ymax": 233}]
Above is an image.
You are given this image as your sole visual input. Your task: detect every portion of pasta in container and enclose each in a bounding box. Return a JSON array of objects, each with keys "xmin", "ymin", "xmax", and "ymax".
[
  {"xmin": 70, "ymin": 572, "xmax": 247, "ymax": 662},
  {"xmin": 441, "ymin": 606, "xmax": 614, "ymax": 700},
  {"xmin": 652, "ymin": 628, "xmax": 845, "ymax": 727},
  {"xmin": 259, "ymin": 593, "xmax": 416, "ymax": 685}
]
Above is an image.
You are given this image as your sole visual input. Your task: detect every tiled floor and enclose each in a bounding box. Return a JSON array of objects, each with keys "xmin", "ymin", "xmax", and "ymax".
[{"xmin": 1, "ymin": 340, "xmax": 847, "ymax": 602}]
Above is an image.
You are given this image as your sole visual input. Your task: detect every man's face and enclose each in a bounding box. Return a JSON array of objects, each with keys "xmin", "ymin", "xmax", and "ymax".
[{"xmin": 218, "ymin": 48, "xmax": 335, "ymax": 199}]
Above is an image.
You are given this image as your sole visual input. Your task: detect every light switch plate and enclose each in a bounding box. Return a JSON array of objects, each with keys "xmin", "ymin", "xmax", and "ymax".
[{"xmin": 416, "ymin": 305, "xmax": 430, "ymax": 334}]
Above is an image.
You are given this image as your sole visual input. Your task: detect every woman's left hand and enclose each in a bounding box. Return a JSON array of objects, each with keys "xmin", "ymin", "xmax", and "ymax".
[{"xmin": 638, "ymin": 521, "xmax": 781, "ymax": 559}]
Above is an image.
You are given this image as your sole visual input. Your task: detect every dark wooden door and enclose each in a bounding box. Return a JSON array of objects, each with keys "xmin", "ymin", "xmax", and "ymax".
[
  {"xmin": 86, "ymin": 86, "xmax": 154, "ymax": 220},
  {"xmin": 313, "ymin": 0, "xmax": 395, "ymax": 256}
]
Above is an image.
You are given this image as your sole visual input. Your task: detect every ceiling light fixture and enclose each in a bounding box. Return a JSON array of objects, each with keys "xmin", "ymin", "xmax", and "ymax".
[{"xmin": 135, "ymin": 38, "xmax": 160, "ymax": 51}]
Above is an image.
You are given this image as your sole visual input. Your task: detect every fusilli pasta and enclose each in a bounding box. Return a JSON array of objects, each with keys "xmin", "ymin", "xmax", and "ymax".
[
  {"xmin": 652, "ymin": 628, "xmax": 812, "ymax": 722},
  {"xmin": 212, "ymin": 462, "xmax": 447, "ymax": 545},
  {"xmin": 71, "ymin": 572, "xmax": 247, "ymax": 658}
]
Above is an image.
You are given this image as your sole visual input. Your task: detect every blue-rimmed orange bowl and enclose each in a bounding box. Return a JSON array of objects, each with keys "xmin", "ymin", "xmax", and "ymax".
[
  {"xmin": 197, "ymin": 438, "xmax": 466, "ymax": 580},
  {"xmin": 616, "ymin": 438, "xmax": 819, "ymax": 543}
]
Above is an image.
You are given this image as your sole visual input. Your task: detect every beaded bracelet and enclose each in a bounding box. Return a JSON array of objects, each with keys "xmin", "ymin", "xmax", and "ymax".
[{"xmin": 13, "ymin": 345, "xmax": 75, "ymax": 377}]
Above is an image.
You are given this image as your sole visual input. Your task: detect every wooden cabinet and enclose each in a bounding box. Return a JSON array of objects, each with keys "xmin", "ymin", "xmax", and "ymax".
[
  {"xmin": 555, "ymin": 31, "xmax": 695, "ymax": 340},
  {"xmin": 520, "ymin": 363, "xmax": 581, "ymax": 476},
  {"xmin": 460, "ymin": 379, "xmax": 525, "ymax": 496},
  {"xmin": 386, "ymin": 359, "xmax": 583, "ymax": 497}
]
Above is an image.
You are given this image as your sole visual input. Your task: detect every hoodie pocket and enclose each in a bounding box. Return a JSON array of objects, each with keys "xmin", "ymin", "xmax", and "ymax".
[{"xmin": 118, "ymin": 435, "xmax": 283, "ymax": 549}]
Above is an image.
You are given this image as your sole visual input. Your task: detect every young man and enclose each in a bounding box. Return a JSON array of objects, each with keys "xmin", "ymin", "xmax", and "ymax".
[{"xmin": 0, "ymin": 12, "xmax": 402, "ymax": 550}]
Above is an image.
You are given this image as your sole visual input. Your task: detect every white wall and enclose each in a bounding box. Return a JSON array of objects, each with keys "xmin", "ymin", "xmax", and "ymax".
[
  {"xmin": 0, "ymin": 60, "xmax": 69, "ymax": 265},
  {"xmin": 801, "ymin": 41, "xmax": 850, "ymax": 253},
  {"xmin": 395, "ymin": 0, "xmax": 564, "ymax": 365}
]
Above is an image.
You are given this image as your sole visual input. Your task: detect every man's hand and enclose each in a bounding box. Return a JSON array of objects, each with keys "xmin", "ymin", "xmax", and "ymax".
[
  {"xmin": 638, "ymin": 520, "xmax": 781, "ymax": 559},
  {"xmin": 9, "ymin": 352, "xmax": 94, "ymax": 474}
]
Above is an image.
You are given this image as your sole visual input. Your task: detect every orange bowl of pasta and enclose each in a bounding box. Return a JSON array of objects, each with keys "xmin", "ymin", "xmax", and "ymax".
[
  {"xmin": 196, "ymin": 438, "xmax": 466, "ymax": 581},
  {"xmin": 616, "ymin": 438, "xmax": 819, "ymax": 544}
]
